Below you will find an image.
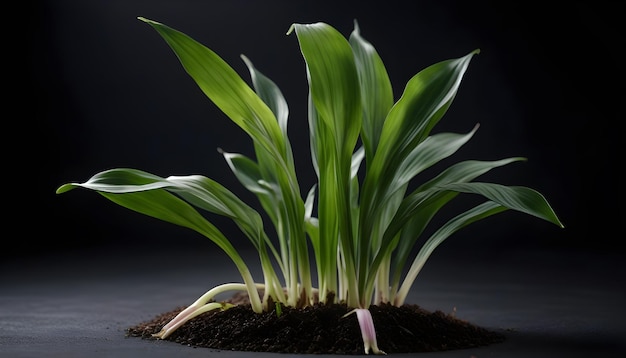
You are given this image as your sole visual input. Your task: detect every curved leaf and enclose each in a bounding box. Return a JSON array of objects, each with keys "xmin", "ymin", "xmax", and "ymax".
[
  {"xmin": 289, "ymin": 21, "xmax": 363, "ymax": 305},
  {"xmin": 373, "ymin": 50, "xmax": 479, "ymax": 173},
  {"xmin": 394, "ymin": 201, "xmax": 508, "ymax": 305},
  {"xmin": 57, "ymin": 168, "xmax": 267, "ymax": 248},
  {"xmin": 358, "ymin": 50, "xmax": 479, "ymax": 291},
  {"xmin": 288, "ymin": 22, "xmax": 362, "ymax": 156},
  {"xmin": 349, "ymin": 20, "xmax": 393, "ymax": 161},
  {"xmin": 364, "ymin": 157, "xmax": 528, "ymax": 295},
  {"xmin": 240, "ymin": 55, "xmax": 289, "ymax": 138},
  {"xmin": 138, "ymin": 17, "xmax": 288, "ymax": 168},
  {"xmin": 438, "ymin": 182, "xmax": 564, "ymax": 228},
  {"xmin": 391, "ymin": 125, "xmax": 479, "ymax": 193}
]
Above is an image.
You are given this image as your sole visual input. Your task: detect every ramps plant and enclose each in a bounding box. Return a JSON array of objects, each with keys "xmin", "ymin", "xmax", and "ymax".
[{"xmin": 56, "ymin": 17, "xmax": 564, "ymax": 354}]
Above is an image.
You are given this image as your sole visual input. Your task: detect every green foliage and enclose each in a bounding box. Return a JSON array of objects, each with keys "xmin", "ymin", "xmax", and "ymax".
[{"xmin": 57, "ymin": 17, "xmax": 563, "ymax": 347}]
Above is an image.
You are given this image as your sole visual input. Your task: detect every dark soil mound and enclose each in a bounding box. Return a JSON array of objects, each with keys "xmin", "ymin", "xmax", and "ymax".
[{"xmin": 127, "ymin": 297, "xmax": 505, "ymax": 354}]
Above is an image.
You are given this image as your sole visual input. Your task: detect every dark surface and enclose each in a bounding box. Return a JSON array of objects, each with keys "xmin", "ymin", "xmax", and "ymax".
[{"xmin": 2, "ymin": 247, "xmax": 625, "ymax": 357}]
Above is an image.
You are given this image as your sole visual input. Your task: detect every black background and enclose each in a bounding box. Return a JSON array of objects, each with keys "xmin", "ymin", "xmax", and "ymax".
[{"xmin": 16, "ymin": 0, "xmax": 623, "ymax": 262}]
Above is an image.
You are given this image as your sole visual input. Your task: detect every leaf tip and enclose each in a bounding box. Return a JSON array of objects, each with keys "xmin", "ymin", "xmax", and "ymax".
[
  {"xmin": 56, "ymin": 183, "xmax": 75, "ymax": 194},
  {"xmin": 137, "ymin": 17, "xmax": 164, "ymax": 28},
  {"xmin": 240, "ymin": 54, "xmax": 254, "ymax": 70}
]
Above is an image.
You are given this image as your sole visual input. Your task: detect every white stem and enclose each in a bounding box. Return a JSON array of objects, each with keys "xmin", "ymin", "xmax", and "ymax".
[
  {"xmin": 374, "ymin": 256, "xmax": 390, "ymax": 305},
  {"xmin": 394, "ymin": 245, "xmax": 433, "ymax": 306},
  {"xmin": 155, "ymin": 302, "xmax": 232, "ymax": 339},
  {"xmin": 154, "ymin": 282, "xmax": 264, "ymax": 339},
  {"xmin": 337, "ymin": 246, "xmax": 347, "ymax": 302}
]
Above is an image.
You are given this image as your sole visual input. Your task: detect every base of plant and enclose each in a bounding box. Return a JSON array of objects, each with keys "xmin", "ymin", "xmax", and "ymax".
[{"xmin": 127, "ymin": 294, "xmax": 505, "ymax": 354}]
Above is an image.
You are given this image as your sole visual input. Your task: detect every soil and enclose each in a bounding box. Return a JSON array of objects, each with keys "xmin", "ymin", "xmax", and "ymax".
[{"xmin": 126, "ymin": 292, "xmax": 506, "ymax": 354}]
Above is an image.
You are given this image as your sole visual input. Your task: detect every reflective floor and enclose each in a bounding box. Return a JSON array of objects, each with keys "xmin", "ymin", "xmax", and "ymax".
[{"xmin": 2, "ymin": 246, "xmax": 624, "ymax": 357}]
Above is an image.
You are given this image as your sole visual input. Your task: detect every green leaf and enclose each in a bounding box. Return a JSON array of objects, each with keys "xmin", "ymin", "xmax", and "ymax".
[
  {"xmin": 288, "ymin": 22, "xmax": 362, "ymax": 157},
  {"xmin": 387, "ymin": 159, "xmax": 527, "ymax": 278},
  {"xmin": 58, "ymin": 168, "xmax": 268, "ymax": 249},
  {"xmin": 240, "ymin": 55, "xmax": 296, "ymax": 187},
  {"xmin": 56, "ymin": 167, "xmax": 275, "ymax": 310},
  {"xmin": 138, "ymin": 17, "xmax": 288, "ymax": 169},
  {"xmin": 222, "ymin": 150, "xmax": 280, "ymax": 223},
  {"xmin": 373, "ymin": 50, "xmax": 480, "ymax": 172},
  {"xmin": 358, "ymin": 51, "xmax": 479, "ymax": 295},
  {"xmin": 438, "ymin": 182, "xmax": 564, "ymax": 228},
  {"xmin": 240, "ymin": 55, "xmax": 289, "ymax": 138},
  {"xmin": 221, "ymin": 150, "xmax": 288, "ymax": 276},
  {"xmin": 364, "ymin": 157, "xmax": 527, "ymax": 297},
  {"xmin": 391, "ymin": 126, "xmax": 479, "ymax": 193},
  {"xmin": 394, "ymin": 201, "xmax": 508, "ymax": 305},
  {"xmin": 289, "ymin": 21, "xmax": 363, "ymax": 305},
  {"xmin": 222, "ymin": 151, "xmax": 271, "ymax": 196},
  {"xmin": 349, "ymin": 20, "xmax": 394, "ymax": 161},
  {"xmin": 361, "ymin": 50, "xmax": 479, "ymax": 211},
  {"xmin": 139, "ymin": 17, "xmax": 309, "ymax": 303},
  {"xmin": 367, "ymin": 126, "xmax": 480, "ymax": 245}
]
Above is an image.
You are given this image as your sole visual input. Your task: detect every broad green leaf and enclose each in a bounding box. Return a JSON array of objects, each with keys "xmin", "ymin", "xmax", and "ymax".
[
  {"xmin": 58, "ymin": 168, "xmax": 267, "ymax": 249},
  {"xmin": 138, "ymin": 17, "xmax": 288, "ymax": 170},
  {"xmin": 62, "ymin": 177, "xmax": 264, "ymax": 296},
  {"xmin": 373, "ymin": 50, "xmax": 479, "ymax": 173},
  {"xmin": 388, "ymin": 192, "xmax": 453, "ymax": 292},
  {"xmin": 240, "ymin": 54, "xmax": 297, "ymax": 190},
  {"xmin": 307, "ymin": 93, "xmax": 322, "ymax": 179},
  {"xmin": 394, "ymin": 201, "xmax": 508, "ymax": 305},
  {"xmin": 100, "ymin": 189, "xmax": 238, "ymax": 255},
  {"xmin": 363, "ymin": 127, "xmax": 480, "ymax": 260},
  {"xmin": 304, "ymin": 90, "xmax": 338, "ymax": 299},
  {"xmin": 222, "ymin": 151, "xmax": 271, "ymax": 196},
  {"xmin": 288, "ymin": 22, "xmax": 362, "ymax": 158},
  {"xmin": 416, "ymin": 157, "xmax": 526, "ymax": 191},
  {"xmin": 438, "ymin": 182, "xmax": 564, "ymax": 228},
  {"xmin": 358, "ymin": 50, "xmax": 479, "ymax": 293},
  {"xmin": 139, "ymin": 20, "xmax": 304, "ymax": 237},
  {"xmin": 360, "ymin": 50, "xmax": 478, "ymax": 212},
  {"xmin": 289, "ymin": 22, "xmax": 363, "ymax": 305},
  {"xmin": 390, "ymin": 126, "xmax": 479, "ymax": 195},
  {"xmin": 386, "ymin": 158, "xmax": 528, "ymax": 239},
  {"xmin": 365, "ymin": 157, "xmax": 527, "ymax": 294},
  {"xmin": 349, "ymin": 20, "xmax": 393, "ymax": 161},
  {"xmin": 222, "ymin": 151, "xmax": 280, "ymax": 224},
  {"xmin": 240, "ymin": 55, "xmax": 289, "ymax": 138},
  {"xmin": 141, "ymin": 17, "xmax": 309, "ymax": 302},
  {"xmin": 389, "ymin": 157, "xmax": 526, "ymax": 282},
  {"xmin": 222, "ymin": 150, "xmax": 297, "ymax": 285}
]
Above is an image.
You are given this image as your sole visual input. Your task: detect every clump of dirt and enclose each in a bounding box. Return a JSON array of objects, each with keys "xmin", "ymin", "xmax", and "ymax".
[{"xmin": 127, "ymin": 294, "xmax": 505, "ymax": 354}]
